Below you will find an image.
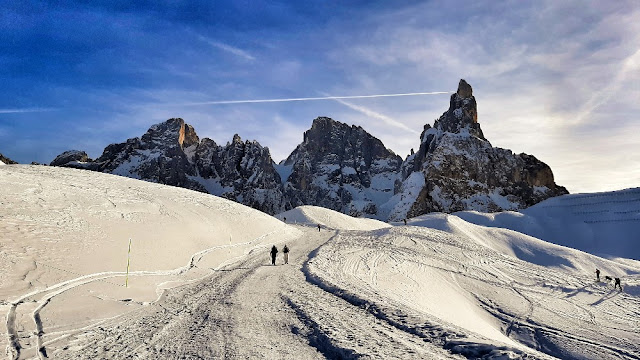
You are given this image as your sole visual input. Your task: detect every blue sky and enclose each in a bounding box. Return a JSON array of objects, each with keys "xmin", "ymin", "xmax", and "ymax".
[{"xmin": 1, "ymin": 0, "xmax": 638, "ymax": 193}]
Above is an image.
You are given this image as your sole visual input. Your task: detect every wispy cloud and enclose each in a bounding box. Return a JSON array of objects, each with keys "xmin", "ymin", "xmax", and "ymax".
[
  {"xmin": 0, "ymin": 108, "xmax": 58, "ymax": 114},
  {"xmin": 198, "ymin": 35, "xmax": 256, "ymax": 61},
  {"xmin": 329, "ymin": 97, "xmax": 419, "ymax": 134}
]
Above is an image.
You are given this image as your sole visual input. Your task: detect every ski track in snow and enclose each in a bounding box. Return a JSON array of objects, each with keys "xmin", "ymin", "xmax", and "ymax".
[
  {"xmin": 3, "ymin": 167, "xmax": 640, "ymax": 359},
  {"xmin": 11, "ymin": 223, "xmax": 638, "ymax": 359},
  {"xmin": 49, "ymin": 226, "xmax": 457, "ymax": 359},
  {"xmin": 4, "ymin": 231, "xmax": 281, "ymax": 360},
  {"xmin": 305, "ymin": 226, "xmax": 640, "ymax": 359}
]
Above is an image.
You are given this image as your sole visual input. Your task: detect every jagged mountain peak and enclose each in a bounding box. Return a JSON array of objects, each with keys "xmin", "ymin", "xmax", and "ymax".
[
  {"xmin": 142, "ymin": 118, "xmax": 200, "ymax": 149},
  {"xmin": 386, "ymin": 79, "xmax": 567, "ymax": 220},
  {"xmin": 457, "ymin": 79, "xmax": 473, "ymax": 98},
  {"xmin": 430, "ymin": 79, "xmax": 483, "ymax": 140},
  {"xmin": 46, "ymin": 78, "xmax": 568, "ymax": 221},
  {"xmin": 0, "ymin": 153, "xmax": 18, "ymax": 165}
]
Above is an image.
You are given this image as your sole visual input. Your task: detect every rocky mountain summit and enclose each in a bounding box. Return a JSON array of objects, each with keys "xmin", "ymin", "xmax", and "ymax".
[
  {"xmin": 0, "ymin": 153, "xmax": 18, "ymax": 165},
  {"xmin": 50, "ymin": 79, "xmax": 567, "ymax": 220},
  {"xmin": 388, "ymin": 79, "xmax": 568, "ymax": 219},
  {"xmin": 54, "ymin": 118, "xmax": 285, "ymax": 213},
  {"xmin": 281, "ymin": 117, "xmax": 403, "ymax": 216}
]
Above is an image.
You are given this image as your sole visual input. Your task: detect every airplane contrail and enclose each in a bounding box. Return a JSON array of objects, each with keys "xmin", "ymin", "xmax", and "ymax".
[
  {"xmin": 184, "ymin": 91, "xmax": 449, "ymax": 105},
  {"xmin": 0, "ymin": 108, "xmax": 57, "ymax": 114}
]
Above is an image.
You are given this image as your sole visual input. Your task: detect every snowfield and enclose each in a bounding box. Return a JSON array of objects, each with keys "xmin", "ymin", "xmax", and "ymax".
[
  {"xmin": 453, "ymin": 188, "xmax": 640, "ymax": 260},
  {"xmin": 1, "ymin": 165, "xmax": 639, "ymax": 359}
]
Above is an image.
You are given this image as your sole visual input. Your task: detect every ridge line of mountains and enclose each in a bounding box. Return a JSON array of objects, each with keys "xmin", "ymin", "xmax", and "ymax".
[{"xmin": 35, "ymin": 80, "xmax": 568, "ymax": 220}]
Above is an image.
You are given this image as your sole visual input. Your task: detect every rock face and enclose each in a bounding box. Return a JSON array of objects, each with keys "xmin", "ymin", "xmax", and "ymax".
[
  {"xmin": 0, "ymin": 153, "xmax": 18, "ymax": 165},
  {"xmin": 51, "ymin": 118, "xmax": 285, "ymax": 213},
  {"xmin": 193, "ymin": 134, "xmax": 286, "ymax": 214},
  {"xmin": 50, "ymin": 80, "xmax": 568, "ymax": 219},
  {"xmin": 281, "ymin": 117, "xmax": 402, "ymax": 217},
  {"xmin": 386, "ymin": 79, "xmax": 568, "ymax": 220},
  {"xmin": 50, "ymin": 150, "xmax": 92, "ymax": 167}
]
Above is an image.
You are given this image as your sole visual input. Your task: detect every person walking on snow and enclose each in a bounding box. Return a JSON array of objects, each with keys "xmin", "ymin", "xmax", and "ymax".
[
  {"xmin": 596, "ymin": 268, "xmax": 600, "ymax": 282},
  {"xmin": 283, "ymin": 245, "xmax": 290, "ymax": 264},
  {"xmin": 270, "ymin": 245, "xmax": 278, "ymax": 265},
  {"xmin": 614, "ymin": 277, "xmax": 623, "ymax": 291},
  {"xmin": 317, "ymin": 224, "xmax": 321, "ymax": 232}
]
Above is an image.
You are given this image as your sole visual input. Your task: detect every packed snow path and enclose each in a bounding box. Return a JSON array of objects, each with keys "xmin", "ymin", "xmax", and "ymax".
[
  {"xmin": 18, "ymin": 224, "xmax": 640, "ymax": 359},
  {"xmin": 53, "ymin": 226, "xmax": 457, "ymax": 359}
]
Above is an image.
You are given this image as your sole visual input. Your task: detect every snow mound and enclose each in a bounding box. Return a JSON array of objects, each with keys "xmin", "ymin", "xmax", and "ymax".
[
  {"xmin": 307, "ymin": 222, "xmax": 640, "ymax": 359},
  {"xmin": 277, "ymin": 205, "xmax": 391, "ymax": 231},
  {"xmin": 0, "ymin": 165, "xmax": 301, "ymax": 353},
  {"xmin": 0, "ymin": 160, "xmax": 5, "ymax": 165},
  {"xmin": 453, "ymin": 188, "xmax": 640, "ymax": 259},
  {"xmin": 409, "ymin": 213, "xmax": 636, "ymax": 276}
]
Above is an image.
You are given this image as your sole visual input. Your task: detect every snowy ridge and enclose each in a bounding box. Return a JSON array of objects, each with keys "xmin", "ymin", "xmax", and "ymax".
[
  {"xmin": 276, "ymin": 205, "xmax": 390, "ymax": 231},
  {"xmin": 307, "ymin": 213, "xmax": 640, "ymax": 359},
  {"xmin": 454, "ymin": 187, "xmax": 640, "ymax": 259}
]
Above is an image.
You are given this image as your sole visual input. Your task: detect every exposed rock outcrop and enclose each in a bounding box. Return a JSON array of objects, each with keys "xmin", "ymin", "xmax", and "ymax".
[
  {"xmin": 50, "ymin": 150, "xmax": 92, "ymax": 167},
  {"xmin": 51, "ymin": 118, "xmax": 285, "ymax": 213},
  {"xmin": 282, "ymin": 117, "xmax": 402, "ymax": 217},
  {"xmin": 49, "ymin": 80, "xmax": 568, "ymax": 219},
  {"xmin": 0, "ymin": 153, "xmax": 18, "ymax": 165},
  {"xmin": 386, "ymin": 79, "xmax": 568, "ymax": 220}
]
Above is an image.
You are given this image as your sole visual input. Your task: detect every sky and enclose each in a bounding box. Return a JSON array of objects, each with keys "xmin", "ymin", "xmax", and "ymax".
[{"xmin": 0, "ymin": 0, "xmax": 638, "ymax": 194}]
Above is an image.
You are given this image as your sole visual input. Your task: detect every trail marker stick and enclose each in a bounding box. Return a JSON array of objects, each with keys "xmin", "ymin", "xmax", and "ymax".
[{"xmin": 125, "ymin": 238, "xmax": 132, "ymax": 287}]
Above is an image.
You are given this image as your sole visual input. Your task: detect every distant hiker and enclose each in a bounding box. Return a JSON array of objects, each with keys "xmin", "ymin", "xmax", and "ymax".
[
  {"xmin": 283, "ymin": 217, "xmax": 287, "ymax": 223},
  {"xmin": 614, "ymin": 277, "xmax": 622, "ymax": 291},
  {"xmin": 270, "ymin": 245, "xmax": 278, "ymax": 265},
  {"xmin": 596, "ymin": 269, "xmax": 600, "ymax": 282},
  {"xmin": 317, "ymin": 224, "xmax": 321, "ymax": 232},
  {"xmin": 403, "ymin": 219, "xmax": 407, "ymax": 225},
  {"xmin": 283, "ymin": 245, "xmax": 290, "ymax": 264}
]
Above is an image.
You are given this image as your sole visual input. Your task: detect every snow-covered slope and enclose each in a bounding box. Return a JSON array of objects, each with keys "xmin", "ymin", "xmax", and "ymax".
[
  {"xmin": 2, "ymin": 165, "xmax": 638, "ymax": 359},
  {"xmin": 277, "ymin": 205, "xmax": 390, "ymax": 231},
  {"xmin": 0, "ymin": 160, "xmax": 4, "ymax": 165},
  {"xmin": 454, "ymin": 188, "xmax": 640, "ymax": 259},
  {"xmin": 308, "ymin": 212, "xmax": 640, "ymax": 359},
  {"xmin": 0, "ymin": 165, "xmax": 300, "ymax": 358}
]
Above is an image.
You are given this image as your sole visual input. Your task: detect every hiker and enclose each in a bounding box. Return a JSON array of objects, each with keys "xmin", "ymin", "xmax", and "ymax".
[
  {"xmin": 614, "ymin": 277, "xmax": 622, "ymax": 291},
  {"xmin": 403, "ymin": 219, "xmax": 407, "ymax": 225},
  {"xmin": 283, "ymin": 245, "xmax": 290, "ymax": 264},
  {"xmin": 596, "ymin": 268, "xmax": 600, "ymax": 282},
  {"xmin": 317, "ymin": 224, "xmax": 321, "ymax": 232},
  {"xmin": 283, "ymin": 217, "xmax": 286, "ymax": 223},
  {"xmin": 270, "ymin": 245, "xmax": 278, "ymax": 265}
]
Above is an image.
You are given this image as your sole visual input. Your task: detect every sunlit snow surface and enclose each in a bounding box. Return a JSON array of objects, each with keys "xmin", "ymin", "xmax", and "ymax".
[{"xmin": 1, "ymin": 165, "xmax": 639, "ymax": 359}]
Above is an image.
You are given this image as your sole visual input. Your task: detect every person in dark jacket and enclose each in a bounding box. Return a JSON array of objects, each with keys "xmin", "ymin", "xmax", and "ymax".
[
  {"xmin": 270, "ymin": 245, "xmax": 278, "ymax": 265},
  {"xmin": 614, "ymin": 277, "xmax": 623, "ymax": 291},
  {"xmin": 317, "ymin": 224, "xmax": 321, "ymax": 232},
  {"xmin": 283, "ymin": 245, "xmax": 290, "ymax": 264},
  {"xmin": 596, "ymin": 268, "xmax": 600, "ymax": 282}
]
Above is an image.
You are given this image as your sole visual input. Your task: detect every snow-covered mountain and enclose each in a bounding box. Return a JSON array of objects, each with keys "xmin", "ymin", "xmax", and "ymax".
[
  {"xmin": 0, "ymin": 152, "xmax": 17, "ymax": 165},
  {"xmin": 54, "ymin": 118, "xmax": 286, "ymax": 214},
  {"xmin": 49, "ymin": 79, "xmax": 566, "ymax": 220},
  {"xmin": 1, "ymin": 165, "xmax": 638, "ymax": 359},
  {"xmin": 384, "ymin": 79, "xmax": 568, "ymax": 220},
  {"xmin": 281, "ymin": 116, "xmax": 403, "ymax": 217}
]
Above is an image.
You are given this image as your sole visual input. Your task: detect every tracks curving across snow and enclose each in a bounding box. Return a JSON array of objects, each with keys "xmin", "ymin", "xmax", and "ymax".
[{"xmin": 50, "ymin": 226, "xmax": 457, "ymax": 359}]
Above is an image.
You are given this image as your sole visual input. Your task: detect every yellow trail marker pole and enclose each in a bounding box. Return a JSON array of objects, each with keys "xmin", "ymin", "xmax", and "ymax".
[{"xmin": 125, "ymin": 238, "xmax": 132, "ymax": 287}]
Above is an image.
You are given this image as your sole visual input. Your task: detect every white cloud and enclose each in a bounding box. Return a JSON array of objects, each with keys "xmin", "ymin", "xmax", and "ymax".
[{"xmin": 198, "ymin": 35, "xmax": 256, "ymax": 61}]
